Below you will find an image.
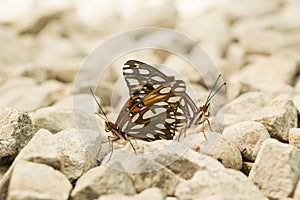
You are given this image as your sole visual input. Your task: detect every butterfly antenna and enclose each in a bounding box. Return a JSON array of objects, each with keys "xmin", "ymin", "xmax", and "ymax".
[
  {"xmin": 90, "ymin": 88, "xmax": 109, "ymax": 121},
  {"xmin": 204, "ymin": 75, "xmax": 224, "ymax": 106},
  {"xmin": 206, "ymin": 82, "xmax": 226, "ymax": 105}
]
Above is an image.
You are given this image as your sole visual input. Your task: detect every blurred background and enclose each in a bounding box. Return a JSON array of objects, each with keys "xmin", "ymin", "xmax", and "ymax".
[{"xmin": 0, "ymin": 0, "xmax": 299, "ymax": 111}]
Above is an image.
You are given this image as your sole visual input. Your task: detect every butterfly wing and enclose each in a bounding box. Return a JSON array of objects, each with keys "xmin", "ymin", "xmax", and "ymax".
[
  {"xmin": 116, "ymin": 80, "xmax": 187, "ymax": 141},
  {"xmin": 123, "ymin": 60, "xmax": 199, "ymax": 128}
]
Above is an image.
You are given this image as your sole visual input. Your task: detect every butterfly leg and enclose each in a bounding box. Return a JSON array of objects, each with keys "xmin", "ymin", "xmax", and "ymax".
[
  {"xmin": 106, "ymin": 135, "xmax": 120, "ymax": 162},
  {"xmin": 127, "ymin": 137, "xmax": 137, "ymax": 155},
  {"xmin": 199, "ymin": 117, "xmax": 212, "ymax": 140}
]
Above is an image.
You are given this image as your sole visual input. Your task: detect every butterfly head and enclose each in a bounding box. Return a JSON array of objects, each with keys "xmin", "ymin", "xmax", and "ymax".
[
  {"xmin": 199, "ymin": 103, "xmax": 210, "ymax": 117},
  {"xmin": 104, "ymin": 121, "xmax": 114, "ymax": 132}
]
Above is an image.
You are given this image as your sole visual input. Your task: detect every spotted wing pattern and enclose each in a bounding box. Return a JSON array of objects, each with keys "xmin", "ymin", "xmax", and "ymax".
[
  {"xmin": 123, "ymin": 60, "xmax": 199, "ymax": 128},
  {"xmin": 116, "ymin": 79, "xmax": 187, "ymax": 141}
]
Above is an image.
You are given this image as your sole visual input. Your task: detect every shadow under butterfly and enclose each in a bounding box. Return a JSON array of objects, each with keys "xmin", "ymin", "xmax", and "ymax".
[{"xmin": 123, "ymin": 60, "xmax": 226, "ymax": 139}]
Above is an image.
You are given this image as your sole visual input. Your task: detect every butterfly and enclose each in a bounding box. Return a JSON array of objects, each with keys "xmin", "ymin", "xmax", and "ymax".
[
  {"xmin": 90, "ymin": 77, "xmax": 188, "ymax": 160},
  {"xmin": 122, "ymin": 60, "xmax": 226, "ymax": 138}
]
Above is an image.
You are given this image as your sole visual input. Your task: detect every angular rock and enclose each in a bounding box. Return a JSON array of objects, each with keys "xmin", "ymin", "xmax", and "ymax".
[
  {"xmin": 154, "ymin": 147, "xmax": 225, "ymax": 180},
  {"xmin": 206, "ymin": 134, "xmax": 242, "ymax": 170},
  {"xmin": 217, "ymin": 92, "xmax": 272, "ymax": 127},
  {"xmin": 185, "ymin": 133, "xmax": 242, "ymax": 170},
  {"xmin": 129, "ymin": 157, "xmax": 181, "ymax": 196},
  {"xmin": 0, "ymin": 129, "xmax": 60, "ymax": 200},
  {"xmin": 71, "ymin": 164, "xmax": 136, "ymax": 200},
  {"xmin": 54, "ymin": 128, "xmax": 98, "ymax": 182},
  {"xmin": 249, "ymin": 139, "xmax": 300, "ymax": 199},
  {"xmin": 98, "ymin": 188, "xmax": 165, "ymax": 200},
  {"xmin": 222, "ymin": 121, "xmax": 270, "ymax": 161},
  {"xmin": 17, "ymin": 128, "xmax": 61, "ymax": 169},
  {"xmin": 31, "ymin": 107, "xmax": 75, "ymax": 133},
  {"xmin": 255, "ymin": 94, "xmax": 297, "ymax": 142},
  {"xmin": 0, "ymin": 108, "xmax": 35, "ymax": 163},
  {"xmin": 289, "ymin": 128, "xmax": 300, "ymax": 150},
  {"xmin": 7, "ymin": 160, "xmax": 72, "ymax": 200},
  {"xmin": 175, "ymin": 168, "xmax": 266, "ymax": 200}
]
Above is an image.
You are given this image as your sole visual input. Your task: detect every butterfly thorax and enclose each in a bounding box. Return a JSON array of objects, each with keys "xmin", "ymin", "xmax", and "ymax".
[{"xmin": 105, "ymin": 121, "xmax": 126, "ymax": 139}]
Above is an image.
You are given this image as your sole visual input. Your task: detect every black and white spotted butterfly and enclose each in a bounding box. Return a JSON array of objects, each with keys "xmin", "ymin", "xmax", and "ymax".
[
  {"xmin": 123, "ymin": 60, "xmax": 226, "ymax": 136},
  {"xmin": 91, "ymin": 75, "xmax": 188, "ymax": 159}
]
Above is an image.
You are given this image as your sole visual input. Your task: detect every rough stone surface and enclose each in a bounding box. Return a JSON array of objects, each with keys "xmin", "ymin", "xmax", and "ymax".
[
  {"xmin": 98, "ymin": 187, "xmax": 165, "ymax": 200},
  {"xmin": 31, "ymin": 107, "xmax": 74, "ymax": 133},
  {"xmin": 223, "ymin": 121, "xmax": 270, "ymax": 161},
  {"xmin": 0, "ymin": 129, "xmax": 60, "ymax": 200},
  {"xmin": 0, "ymin": 108, "xmax": 36, "ymax": 163},
  {"xmin": 54, "ymin": 128, "xmax": 98, "ymax": 182},
  {"xmin": 289, "ymin": 128, "xmax": 300, "ymax": 150},
  {"xmin": 129, "ymin": 157, "xmax": 181, "ymax": 196},
  {"xmin": 16, "ymin": 128, "xmax": 61, "ymax": 169},
  {"xmin": 71, "ymin": 164, "xmax": 136, "ymax": 200},
  {"xmin": 255, "ymin": 94, "xmax": 297, "ymax": 142},
  {"xmin": 217, "ymin": 92, "xmax": 272, "ymax": 127},
  {"xmin": 175, "ymin": 168, "xmax": 266, "ymax": 200},
  {"xmin": 249, "ymin": 139, "xmax": 300, "ymax": 199},
  {"xmin": 7, "ymin": 160, "xmax": 72, "ymax": 200},
  {"xmin": 180, "ymin": 133, "xmax": 242, "ymax": 170}
]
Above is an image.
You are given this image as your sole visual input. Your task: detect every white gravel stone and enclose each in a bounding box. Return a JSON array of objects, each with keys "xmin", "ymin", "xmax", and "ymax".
[
  {"xmin": 0, "ymin": 108, "xmax": 35, "ymax": 163},
  {"xmin": 0, "ymin": 129, "xmax": 60, "ymax": 200},
  {"xmin": 182, "ymin": 133, "xmax": 242, "ymax": 170},
  {"xmin": 71, "ymin": 164, "xmax": 136, "ymax": 200},
  {"xmin": 7, "ymin": 160, "xmax": 72, "ymax": 200},
  {"xmin": 249, "ymin": 139, "xmax": 300, "ymax": 199},
  {"xmin": 255, "ymin": 94, "xmax": 297, "ymax": 142},
  {"xmin": 175, "ymin": 168, "xmax": 266, "ymax": 200},
  {"xmin": 17, "ymin": 129, "xmax": 61, "ymax": 169},
  {"xmin": 206, "ymin": 134, "xmax": 242, "ymax": 170},
  {"xmin": 98, "ymin": 187, "xmax": 165, "ymax": 200},
  {"xmin": 129, "ymin": 157, "xmax": 182, "ymax": 196},
  {"xmin": 217, "ymin": 92, "xmax": 272, "ymax": 127},
  {"xmin": 31, "ymin": 107, "xmax": 75, "ymax": 133},
  {"xmin": 54, "ymin": 128, "xmax": 98, "ymax": 182},
  {"xmin": 223, "ymin": 121, "xmax": 270, "ymax": 161},
  {"xmin": 289, "ymin": 128, "xmax": 300, "ymax": 150}
]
